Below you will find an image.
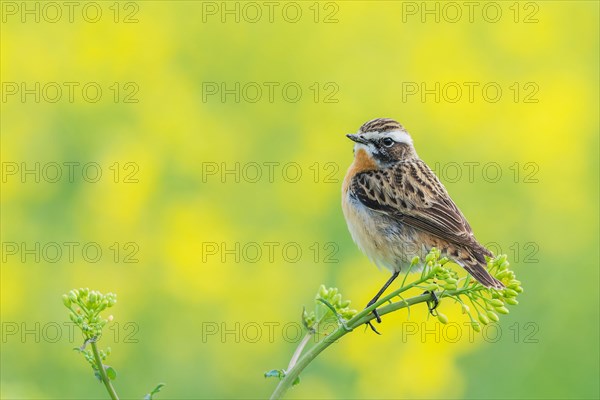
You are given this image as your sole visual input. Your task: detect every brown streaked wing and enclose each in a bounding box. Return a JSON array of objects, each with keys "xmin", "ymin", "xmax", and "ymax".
[{"xmin": 349, "ymin": 160, "xmax": 479, "ymax": 249}]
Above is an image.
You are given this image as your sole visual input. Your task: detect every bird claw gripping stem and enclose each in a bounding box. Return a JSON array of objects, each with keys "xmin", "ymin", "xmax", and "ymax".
[{"xmin": 425, "ymin": 290, "xmax": 440, "ymax": 316}]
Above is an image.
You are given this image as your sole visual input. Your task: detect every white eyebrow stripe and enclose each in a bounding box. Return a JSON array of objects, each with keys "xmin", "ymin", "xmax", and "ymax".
[{"xmin": 360, "ymin": 130, "xmax": 413, "ymax": 145}]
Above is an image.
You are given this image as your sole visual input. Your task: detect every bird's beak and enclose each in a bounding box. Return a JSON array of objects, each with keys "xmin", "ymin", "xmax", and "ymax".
[{"xmin": 346, "ymin": 134, "xmax": 368, "ymax": 144}]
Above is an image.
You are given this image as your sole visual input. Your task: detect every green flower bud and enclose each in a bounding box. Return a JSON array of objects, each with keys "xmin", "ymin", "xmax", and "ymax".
[
  {"xmin": 318, "ymin": 285, "xmax": 327, "ymax": 298},
  {"xmin": 505, "ymin": 298, "xmax": 519, "ymax": 306},
  {"xmin": 68, "ymin": 291, "xmax": 78, "ymax": 302},
  {"xmin": 107, "ymin": 294, "xmax": 117, "ymax": 307},
  {"xmin": 486, "ymin": 311, "xmax": 499, "ymax": 322},
  {"xmin": 445, "ymin": 278, "xmax": 458, "ymax": 284},
  {"xmin": 496, "ymin": 271, "xmax": 509, "ymax": 280},
  {"xmin": 424, "ymin": 283, "xmax": 439, "ymax": 292},
  {"xmin": 62, "ymin": 294, "xmax": 72, "ymax": 308},
  {"xmin": 514, "ymin": 286, "xmax": 524, "ymax": 293},
  {"xmin": 478, "ymin": 313, "xmax": 490, "ymax": 325},
  {"xmin": 331, "ymin": 293, "xmax": 342, "ymax": 307},
  {"xmin": 489, "ymin": 299, "xmax": 504, "ymax": 307},
  {"xmin": 471, "ymin": 322, "xmax": 481, "ymax": 333},
  {"xmin": 497, "ymin": 254, "xmax": 508, "ymax": 264},
  {"xmin": 443, "ymin": 283, "xmax": 457, "ymax": 290},
  {"xmin": 437, "ymin": 313, "xmax": 449, "ymax": 324},
  {"xmin": 411, "ymin": 256, "xmax": 420, "ymax": 265},
  {"xmin": 340, "ymin": 299, "xmax": 351, "ymax": 308},
  {"xmin": 495, "ymin": 306, "xmax": 510, "ymax": 315},
  {"xmin": 504, "ymin": 289, "xmax": 518, "ymax": 297},
  {"xmin": 461, "ymin": 304, "xmax": 470, "ymax": 314}
]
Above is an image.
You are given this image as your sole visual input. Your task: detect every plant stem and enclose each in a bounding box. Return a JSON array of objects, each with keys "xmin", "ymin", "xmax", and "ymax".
[
  {"xmin": 287, "ymin": 332, "xmax": 312, "ymax": 371},
  {"xmin": 269, "ymin": 289, "xmax": 466, "ymax": 400},
  {"xmin": 91, "ymin": 340, "xmax": 120, "ymax": 400}
]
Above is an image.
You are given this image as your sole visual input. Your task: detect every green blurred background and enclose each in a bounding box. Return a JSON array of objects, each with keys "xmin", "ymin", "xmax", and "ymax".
[{"xmin": 1, "ymin": 1, "xmax": 598, "ymax": 399}]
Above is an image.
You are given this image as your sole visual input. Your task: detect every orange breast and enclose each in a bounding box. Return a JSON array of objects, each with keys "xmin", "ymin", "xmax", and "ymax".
[{"xmin": 342, "ymin": 148, "xmax": 377, "ymax": 193}]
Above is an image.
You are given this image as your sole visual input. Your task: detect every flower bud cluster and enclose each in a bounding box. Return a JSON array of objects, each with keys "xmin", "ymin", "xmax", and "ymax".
[
  {"xmin": 462, "ymin": 255, "xmax": 523, "ymax": 332},
  {"xmin": 302, "ymin": 286, "xmax": 357, "ymax": 331},
  {"xmin": 431, "ymin": 262, "xmax": 461, "ymax": 292},
  {"xmin": 62, "ymin": 288, "xmax": 117, "ymax": 340},
  {"xmin": 417, "ymin": 249, "xmax": 459, "ymax": 291},
  {"xmin": 414, "ymin": 249, "xmax": 523, "ymax": 333}
]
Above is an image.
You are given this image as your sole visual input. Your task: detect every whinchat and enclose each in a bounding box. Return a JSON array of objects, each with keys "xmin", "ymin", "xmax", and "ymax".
[{"xmin": 342, "ymin": 118, "xmax": 503, "ymax": 332}]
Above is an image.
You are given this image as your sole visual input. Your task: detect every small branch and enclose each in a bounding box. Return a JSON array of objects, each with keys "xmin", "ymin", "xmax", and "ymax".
[
  {"xmin": 270, "ymin": 289, "xmax": 465, "ymax": 400},
  {"xmin": 90, "ymin": 340, "xmax": 120, "ymax": 400},
  {"xmin": 268, "ymin": 252, "xmax": 523, "ymax": 399}
]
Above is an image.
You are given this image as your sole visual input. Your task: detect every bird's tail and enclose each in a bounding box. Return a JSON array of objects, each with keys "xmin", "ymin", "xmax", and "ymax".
[{"xmin": 459, "ymin": 248, "xmax": 504, "ymax": 289}]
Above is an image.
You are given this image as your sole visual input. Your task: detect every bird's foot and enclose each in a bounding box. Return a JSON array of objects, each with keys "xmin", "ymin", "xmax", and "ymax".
[
  {"xmin": 366, "ymin": 320, "xmax": 381, "ymax": 335},
  {"xmin": 424, "ymin": 290, "xmax": 439, "ymax": 316}
]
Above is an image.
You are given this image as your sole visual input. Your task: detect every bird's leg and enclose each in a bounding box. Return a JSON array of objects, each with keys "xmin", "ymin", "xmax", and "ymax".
[{"xmin": 364, "ymin": 271, "xmax": 400, "ymax": 334}]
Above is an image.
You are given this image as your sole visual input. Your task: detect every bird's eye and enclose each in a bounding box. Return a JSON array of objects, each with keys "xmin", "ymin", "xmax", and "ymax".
[{"xmin": 382, "ymin": 137, "xmax": 394, "ymax": 147}]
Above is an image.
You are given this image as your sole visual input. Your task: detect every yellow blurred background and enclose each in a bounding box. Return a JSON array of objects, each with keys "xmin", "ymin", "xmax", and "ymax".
[{"xmin": 1, "ymin": 1, "xmax": 598, "ymax": 399}]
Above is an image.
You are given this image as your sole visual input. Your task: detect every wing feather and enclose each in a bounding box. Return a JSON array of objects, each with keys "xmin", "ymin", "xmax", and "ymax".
[{"xmin": 349, "ymin": 160, "xmax": 480, "ymax": 250}]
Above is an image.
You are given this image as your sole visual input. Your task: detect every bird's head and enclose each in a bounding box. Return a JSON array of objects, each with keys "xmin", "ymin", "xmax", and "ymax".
[{"xmin": 346, "ymin": 118, "xmax": 417, "ymax": 167}]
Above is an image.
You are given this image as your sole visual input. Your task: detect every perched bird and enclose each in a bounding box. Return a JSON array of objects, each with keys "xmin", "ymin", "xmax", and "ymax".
[{"xmin": 342, "ymin": 118, "xmax": 503, "ymax": 332}]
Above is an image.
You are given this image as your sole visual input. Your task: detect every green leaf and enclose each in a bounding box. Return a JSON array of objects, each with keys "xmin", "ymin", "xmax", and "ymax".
[
  {"xmin": 144, "ymin": 383, "xmax": 166, "ymax": 400},
  {"xmin": 105, "ymin": 366, "xmax": 117, "ymax": 380},
  {"xmin": 292, "ymin": 376, "xmax": 301, "ymax": 386}
]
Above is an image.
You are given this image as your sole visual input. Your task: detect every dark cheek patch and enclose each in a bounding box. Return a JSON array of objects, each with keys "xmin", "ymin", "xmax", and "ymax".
[{"xmin": 373, "ymin": 148, "xmax": 393, "ymax": 164}]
